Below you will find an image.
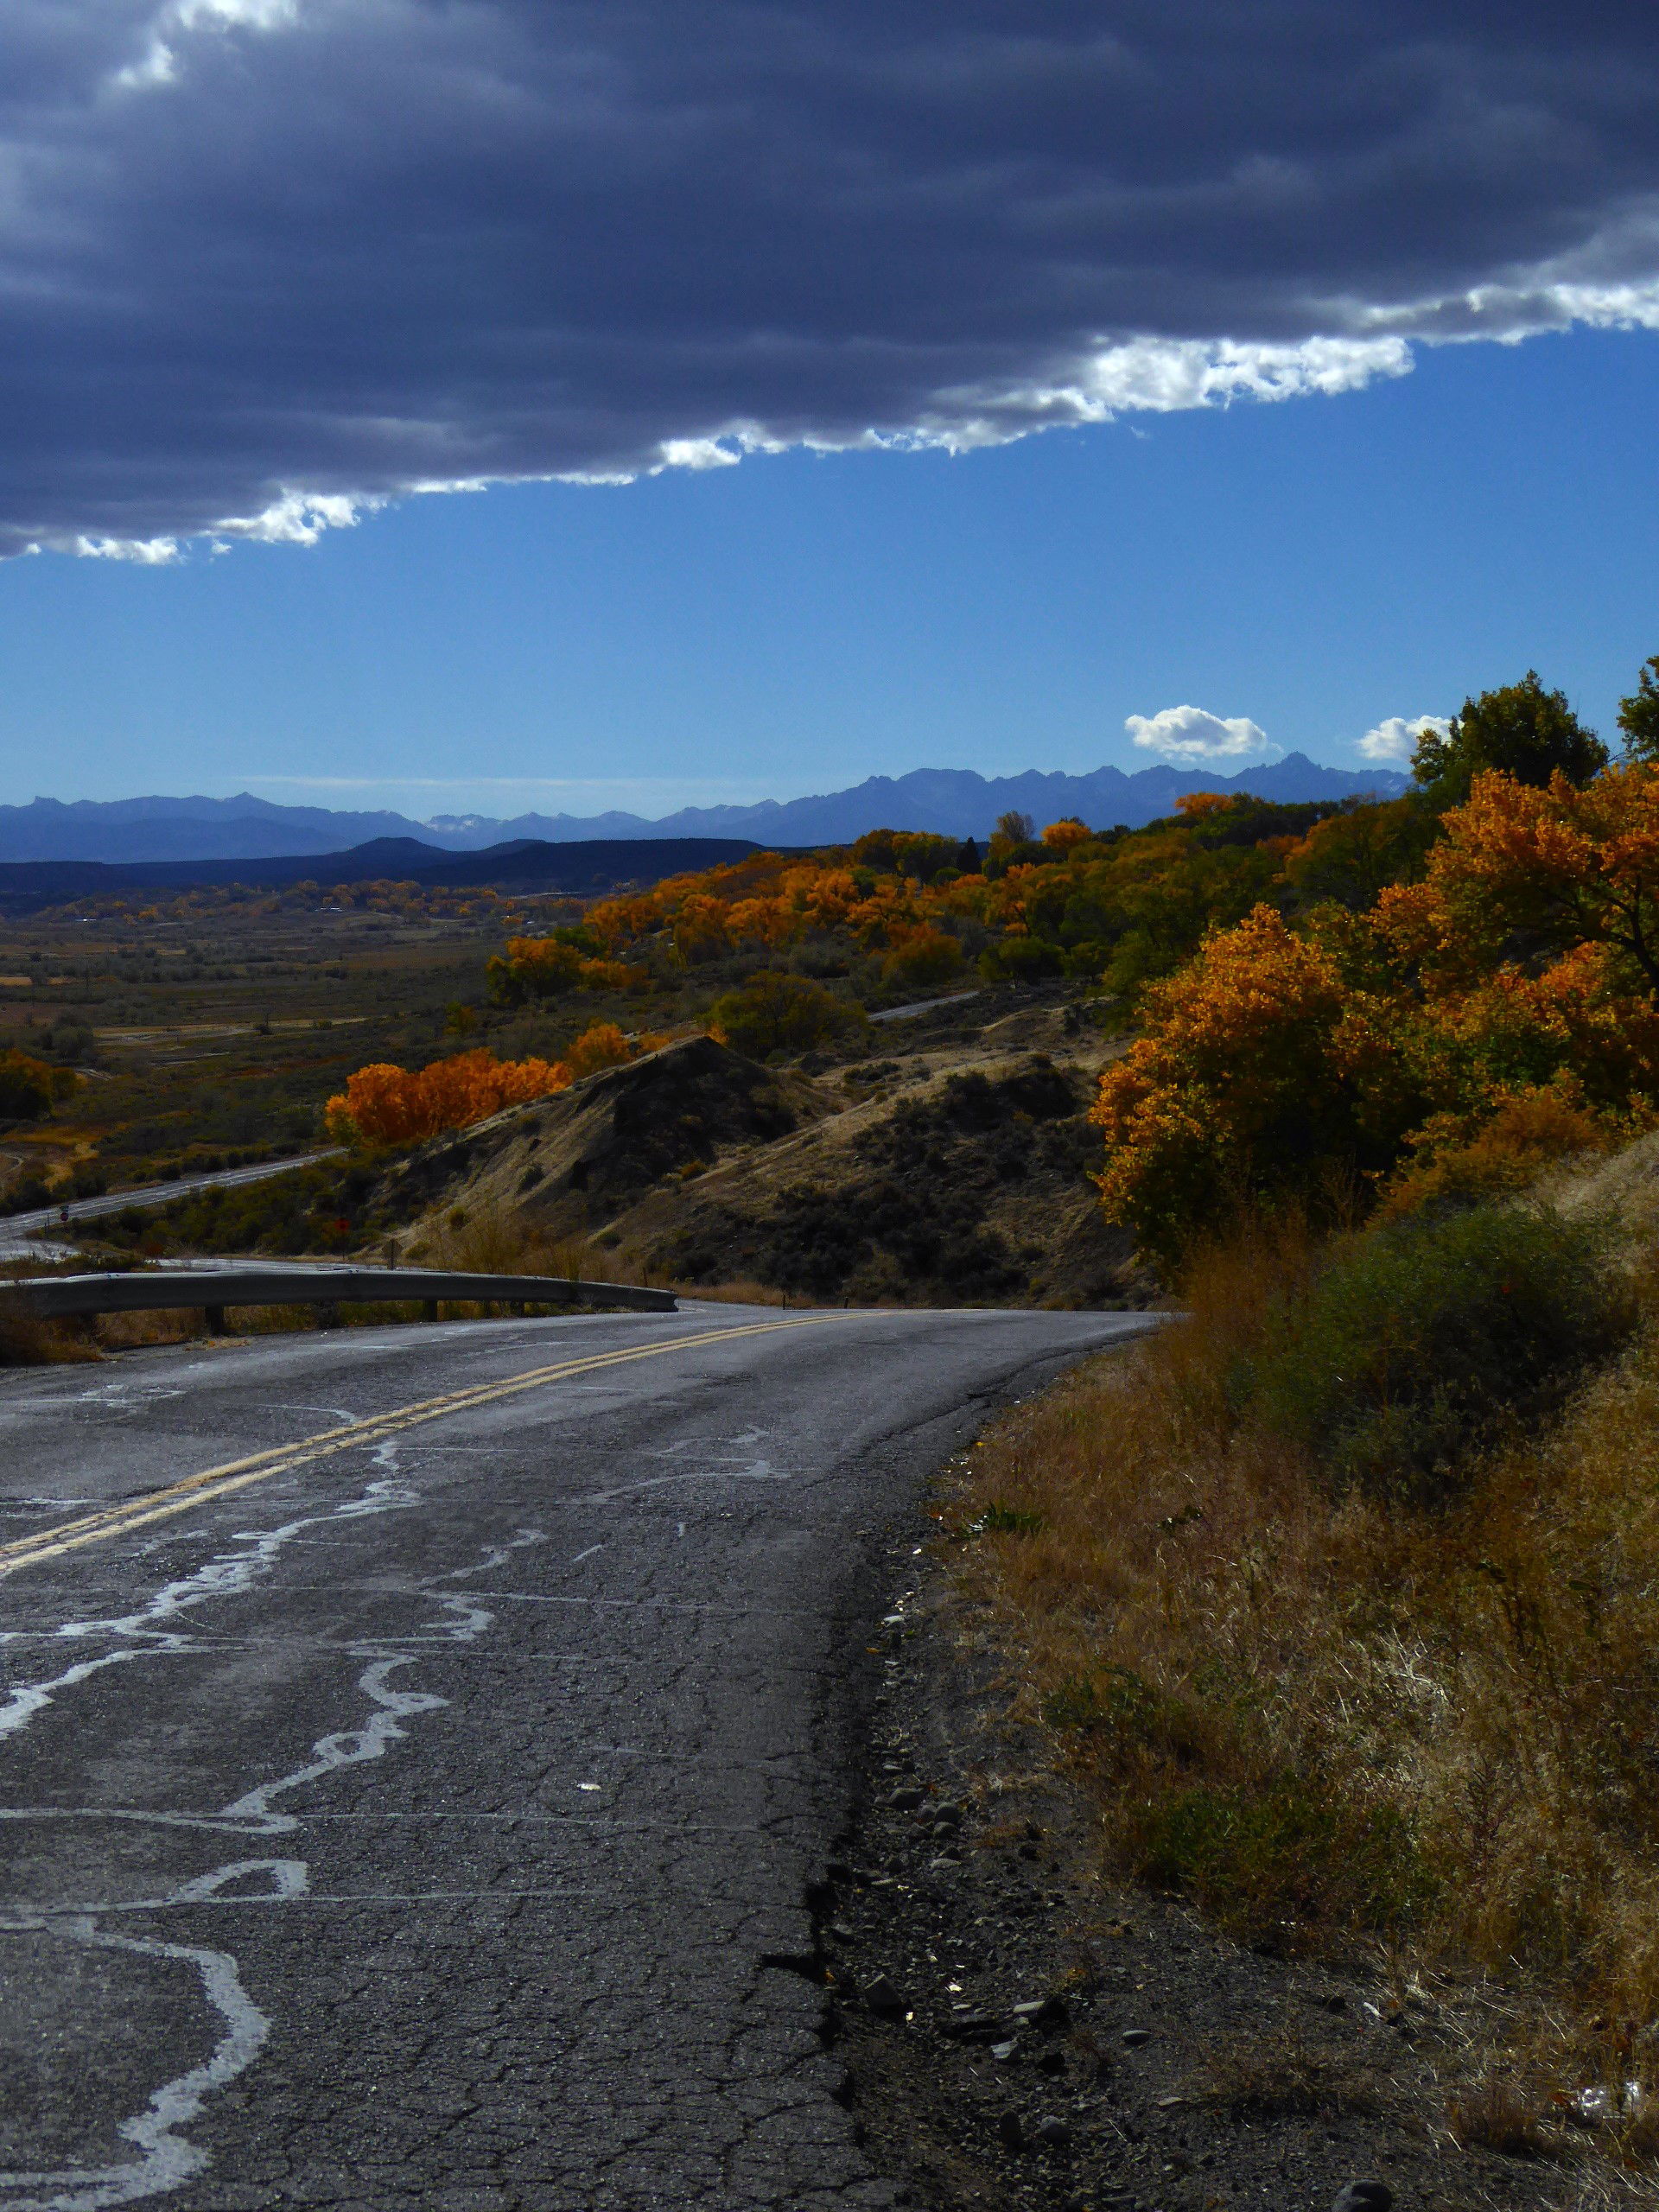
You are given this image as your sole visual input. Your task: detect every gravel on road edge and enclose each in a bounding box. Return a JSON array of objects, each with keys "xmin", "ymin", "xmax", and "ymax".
[{"xmin": 819, "ymin": 1465, "xmax": 1580, "ymax": 2212}]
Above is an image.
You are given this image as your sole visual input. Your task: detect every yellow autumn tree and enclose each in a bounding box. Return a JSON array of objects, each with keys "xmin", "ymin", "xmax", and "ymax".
[{"xmin": 1092, "ymin": 906, "xmax": 1415, "ymax": 1260}]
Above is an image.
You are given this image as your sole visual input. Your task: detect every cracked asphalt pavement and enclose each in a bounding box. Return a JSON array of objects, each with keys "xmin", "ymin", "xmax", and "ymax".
[{"xmin": 0, "ymin": 1300, "xmax": 1154, "ymax": 2211}]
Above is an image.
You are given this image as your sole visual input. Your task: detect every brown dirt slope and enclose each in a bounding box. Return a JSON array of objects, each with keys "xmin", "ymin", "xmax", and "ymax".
[{"xmin": 391, "ymin": 999, "xmax": 1150, "ymax": 1308}]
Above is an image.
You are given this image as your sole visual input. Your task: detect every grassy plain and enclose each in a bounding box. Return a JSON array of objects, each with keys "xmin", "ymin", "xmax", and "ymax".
[{"xmin": 0, "ymin": 887, "xmax": 661, "ymax": 1207}]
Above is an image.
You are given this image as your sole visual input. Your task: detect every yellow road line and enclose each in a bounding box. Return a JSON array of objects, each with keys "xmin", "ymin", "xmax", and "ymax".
[{"xmin": 0, "ymin": 1316, "xmax": 838, "ymax": 1579}]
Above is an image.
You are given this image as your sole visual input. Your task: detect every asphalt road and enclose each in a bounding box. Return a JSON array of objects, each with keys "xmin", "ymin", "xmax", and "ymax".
[{"xmin": 0, "ymin": 1300, "xmax": 1155, "ymax": 2212}]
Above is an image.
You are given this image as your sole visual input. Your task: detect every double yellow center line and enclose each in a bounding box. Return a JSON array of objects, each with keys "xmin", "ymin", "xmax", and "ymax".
[{"xmin": 0, "ymin": 1315, "xmax": 837, "ymax": 1580}]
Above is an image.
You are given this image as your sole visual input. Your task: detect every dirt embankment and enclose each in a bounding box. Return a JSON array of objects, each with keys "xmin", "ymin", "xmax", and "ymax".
[{"xmin": 386, "ymin": 994, "xmax": 1154, "ymax": 1308}]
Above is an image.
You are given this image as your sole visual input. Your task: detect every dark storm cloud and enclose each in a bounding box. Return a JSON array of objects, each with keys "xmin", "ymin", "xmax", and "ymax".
[{"xmin": 5, "ymin": 1, "xmax": 1659, "ymax": 555}]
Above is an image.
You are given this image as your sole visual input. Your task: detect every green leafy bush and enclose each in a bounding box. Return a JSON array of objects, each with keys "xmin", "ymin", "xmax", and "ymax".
[
  {"xmin": 1242, "ymin": 1202, "xmax": 1630, "ymax": 1501},
  {"xmin": 706, "ymin": 970, "xmax": 865, "ymax": 1059}
]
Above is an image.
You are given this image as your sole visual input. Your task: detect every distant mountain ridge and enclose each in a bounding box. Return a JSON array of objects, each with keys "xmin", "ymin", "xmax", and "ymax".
[
  {"xmin": 0, "ymin": 837, "xmax": 774, "ymax": 917},
  {"xmin": 0, "ymin": 755, "xmax": 1409, "ymax": 863}
]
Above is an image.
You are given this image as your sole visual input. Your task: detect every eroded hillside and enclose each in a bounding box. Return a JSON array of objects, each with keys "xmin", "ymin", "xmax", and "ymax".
[{"xmin": 387, "ymin": 993, "xmax": 1150, "ymax": 1307}]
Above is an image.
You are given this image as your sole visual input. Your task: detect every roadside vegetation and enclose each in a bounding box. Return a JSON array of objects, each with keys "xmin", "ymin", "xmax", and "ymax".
[{"xmin": 941, "ymin": 662, "xmax": 1659, "ymax": 2174}]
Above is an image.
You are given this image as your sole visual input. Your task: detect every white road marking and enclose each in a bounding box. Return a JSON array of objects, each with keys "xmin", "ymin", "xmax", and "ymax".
[
  {"xmin": 0, "ymin": 1922, "xmax": 270, "ymax": 2212},
  {"xmin": 0, "ymin": 1510, "xmax": 537, "ymax": 2207}
]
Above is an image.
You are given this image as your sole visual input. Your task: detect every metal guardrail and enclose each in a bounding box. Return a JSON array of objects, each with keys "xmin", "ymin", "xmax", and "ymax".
[{"xmin": 0, "ymin": 1266, "xmax": 676, "ymax": 1330}]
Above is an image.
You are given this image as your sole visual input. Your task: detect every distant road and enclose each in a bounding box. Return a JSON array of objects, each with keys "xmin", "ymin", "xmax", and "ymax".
[
  {"xmin": 0, "ymin": 1300, "xmax": 1155, "ymax": 2210},
  {"xmin": 0, "ymin": 1152, "xmax": 342, "ymax": 1261}
]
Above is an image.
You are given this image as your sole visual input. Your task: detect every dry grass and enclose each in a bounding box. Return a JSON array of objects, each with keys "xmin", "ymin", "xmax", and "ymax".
[
  {"xmin": 947, "ymin": 1211, "xmax": 1659, "ymax": 2161},
  {"xmin": 0, "ymin": 1302, "xmax": 102, "ymax": 1365},
  {"xmin": 406, "ymin": 1200, "xmax": 802, "ymax": 1306}
]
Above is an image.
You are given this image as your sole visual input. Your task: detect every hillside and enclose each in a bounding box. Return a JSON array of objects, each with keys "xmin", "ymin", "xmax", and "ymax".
[{"xmin": 385, "ymin": 994, "xmax": 1149, "ymax": 1307}]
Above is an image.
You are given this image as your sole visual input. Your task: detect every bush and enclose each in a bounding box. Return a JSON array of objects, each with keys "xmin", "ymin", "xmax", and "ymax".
[
  {"xmin": 980, "ymin": 934, "xmax": 1065, "ymax": 984},
  {"xmin": 1, "ymin": 1174, "xmax": 52, "ymax": 1216},
  {"xmin": 1243, "ymin": 1202, "xmax": 1630, "ymax": 1501},
  {"xmin": 706, "ymin": 970, "xmax": 864, "ymax": 1058},
  {"xmin": 0, "ymin": 1050, "xmax": 75, "ymax": 1122},
  {"xmin": 880, "ymin": 927, "xmax": 965, "ymax": 993},
  {"xmin": 1380, "ymin": 1083, "xmax": 1617, "ymax": 1217}
]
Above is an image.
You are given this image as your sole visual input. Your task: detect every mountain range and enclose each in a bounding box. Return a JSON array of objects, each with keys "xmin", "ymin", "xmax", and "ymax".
[{"xmin": 0, "ymin": 755, "xmax": 1409, "ymax": 864}]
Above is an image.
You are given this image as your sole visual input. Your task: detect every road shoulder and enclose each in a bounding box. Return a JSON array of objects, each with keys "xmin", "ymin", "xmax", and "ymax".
[{"xmin": 822, "ymin": 1461, "xmax": 1575, "ymax": 2212}]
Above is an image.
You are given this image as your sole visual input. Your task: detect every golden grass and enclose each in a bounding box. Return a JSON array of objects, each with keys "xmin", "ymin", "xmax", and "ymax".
[
  {"xmin": 0, "ymin": 1303, "xmax": 102, "ymax": 1365},
  {"xmin": 406, "ymin": 1200, "xmax": 801, "ymax": 1305},
  {"xmin": 947, "ymin": 1217, "xmax": 1659, "ymax": 2158}
]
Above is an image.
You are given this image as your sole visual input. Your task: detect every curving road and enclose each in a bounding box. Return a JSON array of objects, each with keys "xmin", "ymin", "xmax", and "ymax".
[{"xmin": 0, "ymin": 1300, "xmax": 1154, "ymax": 2212}]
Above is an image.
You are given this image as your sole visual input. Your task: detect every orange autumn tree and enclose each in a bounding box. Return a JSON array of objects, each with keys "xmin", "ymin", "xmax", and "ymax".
[
  {"xmin": 1092, "ymin": 906, "xmax": 1417, "ymax": 1260},
  {"xmin": 327, "ymin": 1026, "xmax": 651, "ymax": 1147},
  {"xmin": 1096, "ymin": 766, "xmax": 1659, "ymax": 1261},
  {"xmin": 1378, "ymin": 761, "xmax": 1659, "ymax": 999}
]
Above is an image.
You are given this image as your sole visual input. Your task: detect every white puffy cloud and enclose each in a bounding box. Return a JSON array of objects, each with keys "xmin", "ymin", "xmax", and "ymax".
[
  {"xmin": 0, "ymin": 4, "xmax": 1656, "ymax": 554},
  {"xmin": 1125, "ymin": 706, "xmax": 1274, "ymax": 765},
  {"xmin": 1356, "ymin": 714, "xmax": 1452, "ymax": 765}
]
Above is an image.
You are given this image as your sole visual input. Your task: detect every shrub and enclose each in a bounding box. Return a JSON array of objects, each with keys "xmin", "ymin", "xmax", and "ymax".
[
  {"xmin": 1380, "ymin": 1082, "xmax": 1618, "ymax": 1216},
  {"xmin": 1, "ymin": 1173, "xmax": 52, "ymax": 1216},
  {"xmin": 880, "ymin": 927, "xmax": 965, "ymax": 993},
  {"xmin": 1243, "ymin": 1202, "xmax": 1630, "ymax": 1501},
  {"xmin": 0, "ymin": 1051, "xmax": 76, "ymax": 1122},
  {"xmin": 981, "ymin": 934, "xmax": 1065, "ymax": 984},
  {"xmin": 706, "ymin": 970, "xmax": 864, "ymax": 1058}
]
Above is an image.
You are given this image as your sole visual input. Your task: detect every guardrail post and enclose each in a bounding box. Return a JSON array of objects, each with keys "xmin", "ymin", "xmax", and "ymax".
[
  {"xmin": 423, "ymin": 1299, "xmax": 439, "ymax": 1322},
  {"xmin": 315, "ymin": 1301, "xmax": 341, "ymax": 1331},
  {"xmin": 206, "ymin": 1305, "xmax": 228, "ymax": 1335}
]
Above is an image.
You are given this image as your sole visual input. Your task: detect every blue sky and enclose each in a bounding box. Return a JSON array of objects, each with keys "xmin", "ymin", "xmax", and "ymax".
[
  {"xmin": 4, "ymin": 5, "xmax": 1659, "ymax": 820},
  {"xmin": 3, "ymin": 323, "xmax": 1656, "ymax": 816}
]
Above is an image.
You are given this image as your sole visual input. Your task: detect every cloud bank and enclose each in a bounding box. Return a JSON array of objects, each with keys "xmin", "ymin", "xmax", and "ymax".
[
  {"xmin": 4, "ymin": 3, "xmax": 1659, "ymax": 556},
  {"xmin": 1357, "ymin": 714, "xmax": 1453, "ymax": 764},
  {"xmin": 1127, "ymin": 707, "xmax": 1274, "ymax": 765}
]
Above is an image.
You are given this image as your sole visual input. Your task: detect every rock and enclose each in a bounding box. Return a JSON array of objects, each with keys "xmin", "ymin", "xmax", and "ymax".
[
  {"xmin": 1037, "ymin": 2048, "xmax": 1066, "ymax": 2076},
  {"xmin": 989, "ymin": 2040, "xmax": 1017, "ymax": 2060},
  {"xmin": 941, "ymin": 2012, "xmax": 1004, "ymax": 2041},
  {"xmin": 828, "ymin": 1922, "xmax": 858, "ymax": 1943},
  {"xmin": 1332, "ymin": 2186, "xmax": 1393, "ymax": 2212},
  {"xmin": 1033, "ymin": 2116, "xmax": 1072, "ymax": 2150},
  {"xmin": 931, "ymin": 1802, "xmax": 964, "ymax": 1828},
  {"xmin": 996, "ymin": 2110, "xmax": 1026, "ymax": 2152},
  {"xmin": 1121, "ymin": 2027, "xmax": 1153, "ymax": 2047},
  {"xmin": 863, "ymin": 1974, "xmax": 906, "ymax": 2017},
  {"xmin": 1014, "ymin": 1994, "xmax": 1069, "ymax": 2028},
  {"xmin": 887, "ymin": 1786, "xmax": 924, "ymax": 1811}
]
